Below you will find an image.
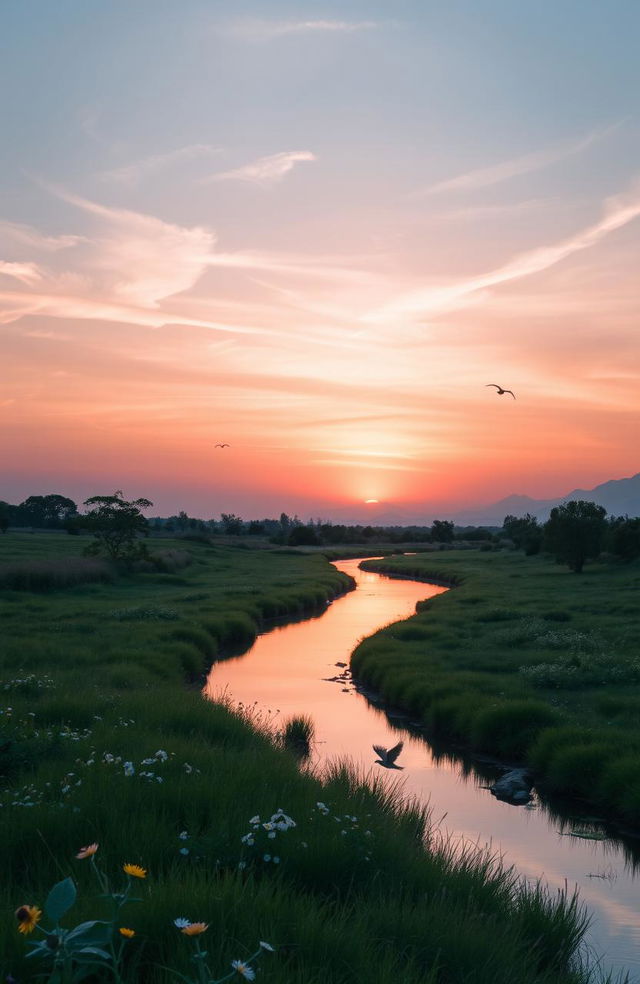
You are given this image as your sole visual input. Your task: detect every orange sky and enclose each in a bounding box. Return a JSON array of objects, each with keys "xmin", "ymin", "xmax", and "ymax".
[{"xmin": 1, "ymin": 3, "xmax": 639, "ymax": 519}]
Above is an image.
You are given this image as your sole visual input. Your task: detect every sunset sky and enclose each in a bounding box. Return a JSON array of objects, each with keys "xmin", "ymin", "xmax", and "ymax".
[{"xmin": 1, "ymin": 1, "xmax": 639, "ymax": 519}]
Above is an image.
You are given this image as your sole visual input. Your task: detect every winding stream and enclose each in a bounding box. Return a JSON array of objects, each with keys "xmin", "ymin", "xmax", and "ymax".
[{"xmin": 204, "ymin": 558, "xmax": 640, "ymax": 982}]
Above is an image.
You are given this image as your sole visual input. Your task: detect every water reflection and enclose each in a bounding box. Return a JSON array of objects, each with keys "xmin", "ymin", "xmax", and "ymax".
[{"xmin": 205, "ymin": 558, "xmax": 640, "ymax": 982}]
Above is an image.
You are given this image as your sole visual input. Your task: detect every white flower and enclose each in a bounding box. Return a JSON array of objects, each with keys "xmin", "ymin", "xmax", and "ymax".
[
  {"xmin": 263, "ymin": 853, "xmax": 271, "ymax": 862},
  {"xmin": 155, "ymin": 749, "xmax": 168, "ymax": 761},
  {"xmin": 183, "ymin": 763, "xmax": 193, "ymax": 774},
  {"xmin": 123, "ymin": 762, "xmax": 135, "ymax": 777},
  {"xmin": 259, "ymin": 941, "xmax": 275, "ymax": 952},
  {"xmin": 179, "ymin": 830, "xmax": 189, "ymax": 840},
  {"xmin": 174, "ymin": 917, "xmax": 191, "ymax": 928},
  {"xmin": 231, "ymin": 960, "xmax": 255, "ymax": 980},
  {"xmin": 249, "ymin": 815, "xmax": 260, "ymax": 825},
  {"xmin": 179, "ymin": 847, "xmax": 189, "ymax": 856}
]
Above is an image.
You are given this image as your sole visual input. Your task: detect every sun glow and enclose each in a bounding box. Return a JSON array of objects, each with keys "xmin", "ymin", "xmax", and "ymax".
[{"xmin": 364, "ymin": 498, "xmax": 379, "ymax": 503}]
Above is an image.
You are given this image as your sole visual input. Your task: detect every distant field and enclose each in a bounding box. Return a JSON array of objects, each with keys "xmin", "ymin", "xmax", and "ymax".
[
  {"xmin": 0, "ymin": 532, "xmax": 592, "ymax": 984},
  {"xmin": 355, "ymin": 551, "xmax": 640, "ymax": 826}
]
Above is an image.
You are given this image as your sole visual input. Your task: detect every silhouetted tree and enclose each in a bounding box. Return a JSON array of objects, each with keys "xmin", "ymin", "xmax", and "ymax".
[
  {"xmin": 503, "ymin": 513, "xmax": 543, "ymax": 555},
  {"xmin": 79, "ymin": 491, "xmax": 152, "ymax": 563},
  {"xmin": 221, "ymin": 513, "xmax": 244, "ymax": 535},
  {"xmin": 430, "ymin": 520, "xmax": 454, "ymax": 543},
  {"xmin": 288, "ymin": 524, "xmax": 319, "ymax": 546},
  {"xmin": 0, "ymin": 501, "xmax": 10, "ymax": 534},
  {"xmin": 608, "ymin": 515, "xmax": 640, "ymax": 562},
  {"xmin": 248, "ymin": 520, "xmax": 265, "ymax": 535},
  {"xmin": 543, "ymin": 500, "xmax": 607, "ymax": 573},
  {"xmin": 20, "ymin": 494, "xmax": 78, "ymax": 528}
]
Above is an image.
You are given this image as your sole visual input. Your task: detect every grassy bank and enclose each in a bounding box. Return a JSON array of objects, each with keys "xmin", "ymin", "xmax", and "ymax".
[
  {"xmin": 354, "ymin": 552, "xmax": 640, "ymax": 827},
  {"xmin": 0, "ymin": 533, "xmax": 594, "ymax": 982}
]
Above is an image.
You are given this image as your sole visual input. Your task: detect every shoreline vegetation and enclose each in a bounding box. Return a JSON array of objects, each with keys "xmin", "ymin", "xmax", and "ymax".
[
  {"xmin": 0, "ymin": 532, "xmax": 605, "ymax": 982},
  {"xmin": 355, "ymin": 552, "xmax": 640, "ymax": 830}
]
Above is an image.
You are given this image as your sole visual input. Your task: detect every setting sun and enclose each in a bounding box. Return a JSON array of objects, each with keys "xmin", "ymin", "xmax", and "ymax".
[{"xmin": 364, "ymin": 499, "xmax": 379, "ymax": 504}]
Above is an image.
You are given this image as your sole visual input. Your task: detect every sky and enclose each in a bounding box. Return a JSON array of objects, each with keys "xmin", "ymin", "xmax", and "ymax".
[{"xmin": 1, "ymin": 0, "xmax": 639, "ymax": 520}]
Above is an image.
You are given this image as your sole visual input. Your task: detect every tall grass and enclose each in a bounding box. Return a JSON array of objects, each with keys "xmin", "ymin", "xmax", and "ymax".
[
  {"xmin": 355, "ymin": 552, "xmax": 640, "ymax": 825},
  {"xmin": 0, "ymin": 534, "xmax": 594, "ymax": 983}
]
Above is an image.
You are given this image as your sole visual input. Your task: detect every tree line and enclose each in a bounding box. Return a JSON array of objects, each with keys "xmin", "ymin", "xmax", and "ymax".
[{"xmin": 2, "ymin": 492, "xmax": 639, "ymax": 572}]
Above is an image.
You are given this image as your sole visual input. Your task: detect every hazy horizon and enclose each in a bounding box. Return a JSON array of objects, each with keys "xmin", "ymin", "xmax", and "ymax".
[{"xmin": 2, "ymin": 1, "xmax": 639, "ymax": 518}]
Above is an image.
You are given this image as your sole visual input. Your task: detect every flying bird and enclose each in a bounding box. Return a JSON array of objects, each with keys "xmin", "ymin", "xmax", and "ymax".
[
  {"xmin": 373, "ymin": 741, "xmax": 404, "ymax": 769},
  {"xmin": 215, "ymin": 443, "xmax": 230, "ymax": 448},
  {"xmin": 486, "ymin": 384, "xmax": 516, "ymax": 399}
]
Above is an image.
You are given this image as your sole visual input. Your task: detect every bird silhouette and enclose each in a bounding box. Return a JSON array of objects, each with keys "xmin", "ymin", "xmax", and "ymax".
[
  {"xmin": 486, "ymin": 384, "xmax": 516, "ymax": 399},
  {"xmin": 373, "ymin": 741, "xmax": 404, "ymax": 769},
  {"xmin": 215, "ymin": 443, "xmax": 230, "ymax": 448}
]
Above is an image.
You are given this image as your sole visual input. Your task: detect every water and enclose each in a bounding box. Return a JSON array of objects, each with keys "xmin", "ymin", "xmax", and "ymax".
[{"xmin": 205, "ymin": 558, "xmax": 640, "ymax": 981}]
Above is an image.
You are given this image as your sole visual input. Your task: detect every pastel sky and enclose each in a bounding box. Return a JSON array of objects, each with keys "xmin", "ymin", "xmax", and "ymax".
[{"xmin": 1, "ymin": 0, "xmax": 639, "ymax": 519}]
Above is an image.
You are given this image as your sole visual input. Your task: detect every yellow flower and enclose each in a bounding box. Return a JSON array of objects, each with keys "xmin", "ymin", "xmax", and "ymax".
[
  {"xmin": 76, "ymin": 842, "xmax": 99, "ymax": 859},
  {"xmin": 119, "ymin": 927, "xmax": 135, "ymax": 938},
  {"xmin": 15, "ymin": 905, "xmax": 42, "ymax": 935},
  {"xmin": 181, "ymin": 922, "xmax": 208, "ymax": 936},
  {"xmin": 122, "ymin": 863, "xmax": 146, "ymax": 879}
]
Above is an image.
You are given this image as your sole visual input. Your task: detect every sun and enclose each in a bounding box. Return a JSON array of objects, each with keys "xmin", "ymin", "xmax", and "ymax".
[{"xmin": 364, "ymin": 499, "xmax": 379, "ymax": 504}]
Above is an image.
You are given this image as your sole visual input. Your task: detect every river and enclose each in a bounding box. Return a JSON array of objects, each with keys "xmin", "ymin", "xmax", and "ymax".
[{"xmin": 204, "ymin": 558, "xmax": 640, "ymax": 982}]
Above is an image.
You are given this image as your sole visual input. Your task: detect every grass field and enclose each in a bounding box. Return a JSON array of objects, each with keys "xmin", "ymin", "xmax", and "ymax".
[
  {"xmin": 0, "ymin": 532, "xmax": 599, "ymax": 982},
  {"xmin": 354, "ymin": 551, "xmax": 640, "ymax": 827}
]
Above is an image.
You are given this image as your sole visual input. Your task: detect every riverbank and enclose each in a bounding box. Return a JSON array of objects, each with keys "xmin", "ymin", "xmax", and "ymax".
[
  {"xmin": 0, "ymin": 533, "xmax": 594, "ymax": 982},
  {"xmin": 354, "ymin": 551, "xmax": 640, "ymax": 829}
]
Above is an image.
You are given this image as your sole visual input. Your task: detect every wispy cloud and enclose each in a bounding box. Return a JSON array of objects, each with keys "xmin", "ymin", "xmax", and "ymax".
[
  {"xmin": 367, "ymin": 179, "xmax": 640, "ymax": 321},
  {"xmin": 99, "ymin": 144, "xmax": 221, "ymax": 185},
  {"xmin": 221, "ymin": 18, "xmax": 379, "ymax": 42},
  {"xmin": 0, "ymin": 220, "xmax": 85, "ymax": 251},
  {"xmin": 203, "ymin": 151, "xmax": 316, "ymax": 187},
  {"xmin": 0, "ymin": 261, "xmax": 44, "ymax": 285},
  {"xmin": 422, "ymin": 123, "xmax": 622, "ymax": 196}
]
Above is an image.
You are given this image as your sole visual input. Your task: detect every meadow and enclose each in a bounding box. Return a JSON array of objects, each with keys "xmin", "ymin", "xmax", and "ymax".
[
  {"xmin": 354, "ymin": 551, "xmax": 640, "ymax": 827},
  {"xmin": 0, "ymin": 532, "xmax": 596, "ymax": 983}
]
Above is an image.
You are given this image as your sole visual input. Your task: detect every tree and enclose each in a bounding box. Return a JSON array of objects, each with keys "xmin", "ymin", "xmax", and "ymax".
[
  {"xmin": 608, "ymin": 515, "xmax": 640, "ymax": 562},
  {"xmin": 19, "ymin": 494, "xmax": 78, "ymax": 528},
  {"xmin": 503, "ymin": 513, "xmax": 543, "ymax": 555},
  {"xmin": 221, "ymin": 513, "xmax": 244, "ymax": 535},
  {"xmin": 79, "ymin": 491, "xmax": 153, "ymax": 562},
  {"xmin": 430, "ymin": 520, "xmax": 454, "ymax": 543},
  {"xmin": 543, "ymin": 500, "xmax": 607, "ymax": 573},
  {"xmin": 0, "ymin": 501, "xmax": 10, "ymax": 534},
  {"xmin": 288, "ymin": 524, "xmax": 319, "ymax": 546}
]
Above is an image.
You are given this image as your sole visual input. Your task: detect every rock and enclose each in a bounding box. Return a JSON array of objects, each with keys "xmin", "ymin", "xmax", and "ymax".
[{"xmin": 489, "ymin": 768, "xmax": 533, "ymax": 805}]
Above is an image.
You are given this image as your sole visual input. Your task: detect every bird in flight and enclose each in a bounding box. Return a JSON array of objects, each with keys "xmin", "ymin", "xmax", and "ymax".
[
  {"xmin": 486, "ymin": 384, "xmax": 516, "ymax": 399},
  {"xmin": 373, "ymin": 741, "xmax": 404, "ymax": 769},
  {"xmin": 215, "ymin": 443, "xmax": 230, "ymax": 448}
]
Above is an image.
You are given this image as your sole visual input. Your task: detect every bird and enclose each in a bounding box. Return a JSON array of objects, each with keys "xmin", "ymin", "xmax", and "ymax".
[
  {"xmin": 215, "ymin": 443, "xmax": 230, "ymax": 448},
  {"xmin": 373, "ymin": 741, "xmax": 404, "ymax": 769},
  {"xmin": 486, "ymin": 384, "xmax": 516, "ymax": 399}
]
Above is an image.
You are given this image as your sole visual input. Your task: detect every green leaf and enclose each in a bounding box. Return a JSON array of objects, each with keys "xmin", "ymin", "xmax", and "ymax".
[
  {"xmin": 75, "ymin": 945, "xmax": 111, "ymax": 960},
  {"xmin": 65, "ymin": 920, "xmax": 111, "ymax": 946},
  {"xmin": 44, "ymin": 877, "xmax": 77, "ymax": 925}
]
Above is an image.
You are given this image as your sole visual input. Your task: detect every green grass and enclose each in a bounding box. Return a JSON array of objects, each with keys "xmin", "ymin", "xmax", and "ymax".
[
  {"xmin": 354, "ymin": 551, "xmax": 640, "ymax": 826},
  {"xmin": 0, "ymin": 533, "xmax": 596, "ymax": 982}
]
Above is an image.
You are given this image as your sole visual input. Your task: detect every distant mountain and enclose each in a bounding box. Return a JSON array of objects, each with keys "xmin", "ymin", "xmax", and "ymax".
[{"xmin": 451, "ymin": 472, "xmax": 640, "ymax": 527}]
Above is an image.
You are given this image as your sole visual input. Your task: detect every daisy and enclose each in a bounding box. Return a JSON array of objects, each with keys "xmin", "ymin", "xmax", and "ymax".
[
  {"xmin": 122, "ymin": 863, "xmax": 146, "ymax": 879},
  {"xmin": 174, "ymin": 917, "xmax": 191, "ymax": 928},
  {"xmin": 231, "ymin": 960, "xmax": 255, "ymax": 980},
  {"xmin": 181, "ymin": 922, "xmax": 208, "ymax": 936},
  {"xmin": 15, "ymin": 905, "xmax": 42, "ymax": 935},
  {"xmin": 76, "ymin": 843, "xmax": 98, "ymax": 859}
]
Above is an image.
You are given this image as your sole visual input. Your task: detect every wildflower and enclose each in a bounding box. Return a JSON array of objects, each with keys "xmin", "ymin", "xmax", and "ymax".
[
  {"xmin": 249, "ymin": 815, "xmax": 260, "ymax": 825},
  {"xmin": 123, "ymin": 863, "xmax": 146, "ymax": 879},
  {"xmin": 174, "ymin": 917, "xmax": 191, "ymax": 928},
  {"xmin": 119, "ymin": 927, "xmax": 135, "ymax": 938},
  {"xmin": 181, "ymin": 922, "xmax": 208, "ymax": 936},
  {"xmin": 179, "ymin": 847, "xmax": 189, "ymax": 855},
  {"xmin": 231, "ymin": 960, "xmax": 255, "ymax": 980},
  {"xmin": 123, "ymin": 762, "xmax": 135, "ymax": 777},
  {"xmin": 15, "ymin": 905, "xmax": 42, "ymax": 934},
  {"xmin": 155, "ymin": 749, "xmax": 168, "ymax": 761},
  {"xmin": 76, "ymin": 842, "xmax": 99, "ymax": 859},
  {"xmin": 179, "ymin": 830, "xmax": 189, "ymax": 840},
  {"xmin": 259, "ymin": 941, "xmax": 275, "ymax": 951},
  {"xmin": 263, "ymin": 854, "xmax": 271, "ymax": 862}
]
